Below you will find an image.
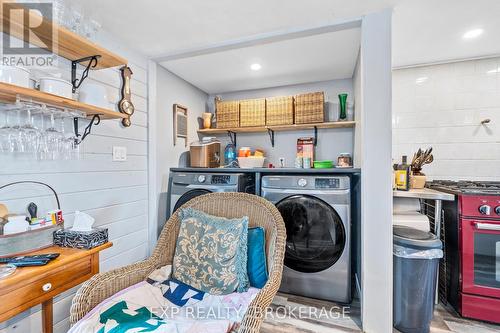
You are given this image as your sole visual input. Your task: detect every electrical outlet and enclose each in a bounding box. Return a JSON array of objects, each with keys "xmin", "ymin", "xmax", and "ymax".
[{"xmin": 112, "ymin": 146, "xmax": 127, "ymax": 161}]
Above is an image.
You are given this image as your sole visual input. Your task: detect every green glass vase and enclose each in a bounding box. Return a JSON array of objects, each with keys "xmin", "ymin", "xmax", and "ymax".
[{"xmin": 338, "ymin": 93, "xmax": 348, "ymax": 121}]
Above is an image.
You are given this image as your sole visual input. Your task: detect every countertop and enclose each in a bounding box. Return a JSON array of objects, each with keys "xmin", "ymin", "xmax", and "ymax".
[
  {"xmin": 170, "ymin": 167, "xmax": 361, "ymax": 174},
  {"xmin": 393, "ymin": 188, "xmax": 455, "ymax": 201}
]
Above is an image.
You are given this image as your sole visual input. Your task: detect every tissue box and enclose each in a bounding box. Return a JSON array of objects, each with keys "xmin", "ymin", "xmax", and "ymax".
[{"xmin": 53, "ymin": 228, "xmax": 108, "ymax": 249}]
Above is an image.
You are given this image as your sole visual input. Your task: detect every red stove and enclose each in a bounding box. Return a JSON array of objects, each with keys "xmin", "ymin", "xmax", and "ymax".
[{"xmin": 428, "ymin": 181, "xmax": 500, "ymax": 323}]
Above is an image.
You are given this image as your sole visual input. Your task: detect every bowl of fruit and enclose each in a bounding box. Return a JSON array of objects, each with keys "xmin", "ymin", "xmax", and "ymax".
[{"xmin": 237, "ymin": 148, "xmax": 266, "ymax": 168}]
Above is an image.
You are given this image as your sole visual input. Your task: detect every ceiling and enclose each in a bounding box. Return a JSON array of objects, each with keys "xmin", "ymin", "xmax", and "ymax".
[
  {"xmin": 161, "ymin": 27, "xmax": 361, "ymax": 93},
  {"xmin": 65, "ymin": 0, "xmax": 398, "ymax": 57},
  {"xmin": 392, "ymin": 0, "xmax": 500, "ymax": 68},
  {"xmin": 63, "ymin": 0, "xmax": 500, "ymax": 91}
]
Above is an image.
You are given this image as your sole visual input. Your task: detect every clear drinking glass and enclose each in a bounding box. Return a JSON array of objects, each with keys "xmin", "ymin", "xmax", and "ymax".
[
  {"xmin": 45, "ymin": 111, "xmax": 63, "ymax": 160},
  {"xmin": 21, "ymin": 107, "xmax": 41, "ymax": 156},
  {"xmin": 0, "ymin": 110, "xmax": 13, "ymax": 152}
]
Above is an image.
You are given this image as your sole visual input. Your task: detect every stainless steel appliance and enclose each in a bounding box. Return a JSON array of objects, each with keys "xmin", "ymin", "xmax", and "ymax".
[
  {"xmin": 165, "ymin": 172, "xmax": 254, "ymax": 236},
  {"xmin": 427, "ymin": 180, "xmax": 500, "ymax": 323},
  {"xmin": 261, "ymin": 175, "xmax": 351, "ymax": 303}
]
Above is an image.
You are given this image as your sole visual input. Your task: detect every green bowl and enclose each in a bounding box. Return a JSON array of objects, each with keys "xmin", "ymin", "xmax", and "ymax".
[{"xmin": 314, "ymin": 160, "xmax": 334, "ymax": 169}]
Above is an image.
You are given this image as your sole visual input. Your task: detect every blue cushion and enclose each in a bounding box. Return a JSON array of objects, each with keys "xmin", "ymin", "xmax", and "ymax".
[
  {"xmin": 172, "ymin": 208, "xmax": 249, "ymax": 295},
  {"xmin": 247, "ymin": 227, "xmax": 268, "ymax": 288}
]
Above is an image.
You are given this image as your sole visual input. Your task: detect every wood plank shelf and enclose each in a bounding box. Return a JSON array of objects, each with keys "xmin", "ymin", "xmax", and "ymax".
[
  {"xmin": 0, "ymin": 0, "xmax": 127, "ymax": 69},
  {"xmin": 197, "ymin": 121, "xmax": 356, "ymax": 134},
  {"xmin": 0, "ymin": 82, "xmax": 127, "ymax": 120}
]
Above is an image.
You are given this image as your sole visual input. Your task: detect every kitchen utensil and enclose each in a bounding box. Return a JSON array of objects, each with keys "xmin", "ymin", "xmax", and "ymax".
[
  {"xmin": 237, "ymin": 156, "xmax": 265, "ymax": 168},
  {"xmin": 410, "ymin": 147, "xmax": 433, "ymax": 175},
  {"xmin": 314, "ymin": 160, "xmax": 334, "ymax": 169},
  {"xmin": 78, "ymin": 83, "xmax": 109, "ymax": 108},
  {"xmin": 338, "ymin": 93, "xmax": 348, "ymax": 121},
  {"xmin": 39, "ymin": 77, "xmax": 73, "ymax": 99},
  {"xmin": 0, "ymin": 66, "xmax": 30, "ymax": 88}
]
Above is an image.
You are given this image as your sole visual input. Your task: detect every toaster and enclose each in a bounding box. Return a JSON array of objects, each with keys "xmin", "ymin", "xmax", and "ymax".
[{"xmin": 190, "ymin": 140, "xmax": 221, "ymax": 168}]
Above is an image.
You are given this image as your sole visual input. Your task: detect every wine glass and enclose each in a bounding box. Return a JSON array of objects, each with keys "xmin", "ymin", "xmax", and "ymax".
[
  {"xmin": 45, "ymin": 110, "xmax": 64, "ymax": 160},
  {"xmin": 0, "ymin": 109, "xmax": 14, "ymax": 152},
  {"xmin": 21, "ymin": 106, "xmax": 41, "ymax": 156}
]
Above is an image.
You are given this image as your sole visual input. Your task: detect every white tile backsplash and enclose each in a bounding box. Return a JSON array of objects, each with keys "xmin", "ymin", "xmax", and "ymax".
[{"xmin": 393, "ymin": 57, "xmax": 500, "ymax": 181}]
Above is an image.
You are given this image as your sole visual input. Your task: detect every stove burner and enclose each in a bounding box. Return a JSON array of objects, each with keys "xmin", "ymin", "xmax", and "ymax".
[{"xmin": 429, "ymin": 180, "xmax": 500, "ymax": 195}]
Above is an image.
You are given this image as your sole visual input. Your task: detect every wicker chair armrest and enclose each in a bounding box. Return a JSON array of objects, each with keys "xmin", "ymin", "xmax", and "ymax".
[{"xmin": 69, "ymin": 257, "xmax": 161, "ymax": 325}]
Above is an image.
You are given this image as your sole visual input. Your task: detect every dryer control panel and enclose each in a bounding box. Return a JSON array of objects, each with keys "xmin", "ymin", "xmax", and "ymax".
[{"xmin": 315, "ymin": 178, "xmax": 340, "ymax": 189}]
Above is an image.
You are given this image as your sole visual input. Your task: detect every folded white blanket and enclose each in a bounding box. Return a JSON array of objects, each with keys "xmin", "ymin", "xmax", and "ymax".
[{"xmin": 69, "ymin": 265, "xmax": 259, "ymax": 333}]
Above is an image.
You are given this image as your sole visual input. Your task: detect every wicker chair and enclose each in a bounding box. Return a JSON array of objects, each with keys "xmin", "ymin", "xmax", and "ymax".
[{"xmin": 70, "ymin": 192, "xmax": 286, "ymax": 333}]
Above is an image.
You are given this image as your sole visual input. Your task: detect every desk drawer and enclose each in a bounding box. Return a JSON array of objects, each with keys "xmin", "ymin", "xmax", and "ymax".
[{"xmin": 0, "ymin": 257, "xmax": 92, "ymax": 318}]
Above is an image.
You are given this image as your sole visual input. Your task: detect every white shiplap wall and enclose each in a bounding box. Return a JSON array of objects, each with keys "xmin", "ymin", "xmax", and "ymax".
[
  {"xmin": 393, "ymin": 57, "xmax": 500, "ymax": 181},
  {"xmin": 0, "ymin": 31, "xmax": 149, "ymax": 333}
]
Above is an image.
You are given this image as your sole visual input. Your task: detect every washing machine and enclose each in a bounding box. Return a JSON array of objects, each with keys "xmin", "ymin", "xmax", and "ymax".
[
  {"xmin": 261, "ymin": 175, "xmax": 351, "ymax": 303},
  {"xmin": 166, "ymin": 171, "xmax": 254, "ymax": 227}
]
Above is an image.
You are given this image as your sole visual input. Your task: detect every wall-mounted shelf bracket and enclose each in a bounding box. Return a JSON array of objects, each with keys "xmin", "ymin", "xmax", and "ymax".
[
  {"xmin": 74, "ymin": 114, "xmax": 101, "ymax": 145},
  {"xmin": 71, "ymin": 55, "xmax": 102, "ymax": 93},
  {"xmin": 267, "ymin": 128, "xmax": 275, "ymax": 147},
  {"xmin": 313, "ymin": 126, "xmax": 318, "ymax": 146},
  {"xmin": 227, "ymin": 130, "xmax": 237, "ymax": 146}
]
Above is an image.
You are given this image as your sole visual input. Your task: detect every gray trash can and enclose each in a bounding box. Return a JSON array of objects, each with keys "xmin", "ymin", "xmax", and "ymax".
[{"xmin": 393, "ymin": 225, "xmax": 443, "ymax": 333}]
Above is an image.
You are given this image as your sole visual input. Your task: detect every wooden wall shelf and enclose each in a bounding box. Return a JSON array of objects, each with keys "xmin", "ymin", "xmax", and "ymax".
[
  {"xmin": 198, "ymin": 121, "xmax": 356, "ymax": 134},
  {"xmin": 198, "ymin": 121, "xmax": 355, "ymax": 147},
  {"xmin": 0, "ymin": 1, "xmax": 127, "ymax": 69},
  {"xmin": 0, "ymin": 82, "xmax": 127, "ymax": 120}
]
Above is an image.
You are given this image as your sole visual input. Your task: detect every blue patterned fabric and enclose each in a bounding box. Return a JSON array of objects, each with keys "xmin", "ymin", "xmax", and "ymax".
[
  {"xmin": 162, "ymin": 278, "xmax": 205, "ymax": 307},
  {"xmin": 172, "ymin": 208, "xmax": 249, "ymax": 295},
  {"xmin": 247, "ymin": 227, "xmax": 268, "ymax": 288}
]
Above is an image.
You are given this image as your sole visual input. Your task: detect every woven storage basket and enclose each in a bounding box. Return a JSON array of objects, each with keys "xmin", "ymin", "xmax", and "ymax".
[
  {"xmin": 240, "ymin": 98, "xmax": 266, "ymax": 127},
  {"xmin": 294, "ymin": 91, "xmax": 325, "ymax": 124},
  {"xmin": 215, "ymin": 98, "xmax": 240, "ymax": 129},
  {"xmin": 266, "ymin": 96, "xmax": 294, "ymax": 126}
]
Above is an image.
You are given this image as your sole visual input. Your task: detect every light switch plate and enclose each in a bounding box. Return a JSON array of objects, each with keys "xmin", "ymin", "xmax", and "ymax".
[{"xmin": 112, "ymin": 146, "xmax": 127, "ymax": 161}]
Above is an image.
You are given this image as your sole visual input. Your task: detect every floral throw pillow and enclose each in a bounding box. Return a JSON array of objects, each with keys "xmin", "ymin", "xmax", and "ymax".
[{"xmin": 172, "ymin": 208, "xmax": 249, "ymax": 295}]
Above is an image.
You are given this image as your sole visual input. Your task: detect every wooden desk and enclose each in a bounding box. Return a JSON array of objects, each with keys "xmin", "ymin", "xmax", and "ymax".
[{"xmin": 0, "ymin": 243, "xmax": 112, "ymax": 333}]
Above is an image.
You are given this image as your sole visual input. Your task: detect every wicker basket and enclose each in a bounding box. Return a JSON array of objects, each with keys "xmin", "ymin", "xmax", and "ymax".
[
  {"xmin": 266, "ymin": 96, "xmax": 294, "ymax": 126},
  {"xmin": 240, "ymin": 98, "xmax": 266, "ymax": 127},
  {"xmin": 294, "ymin": 91, "xmax": 325, "ymax": 124},
  {"xmin": 215, "ymin": 98, "xmax": 240, "ymax": 129}
]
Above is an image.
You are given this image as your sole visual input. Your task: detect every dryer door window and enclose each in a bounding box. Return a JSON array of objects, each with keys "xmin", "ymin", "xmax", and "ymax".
[
  {"xmin": 276, "ymin": 195, "xmax": 346, "ymax": 273},
  {"xmin": 173, "ymin": 189, "xmax": 212, "ymax": 213}
]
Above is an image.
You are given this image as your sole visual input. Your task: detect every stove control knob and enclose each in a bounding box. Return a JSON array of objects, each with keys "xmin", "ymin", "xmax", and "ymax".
[
  {"xmin": 479, "ymin": 205, "xmax": 491, "ymax": 215},
  {"xmin": 495, "ymin": 206, "xmax": 500, "ymax": 215},
  {"xmin": 297, "ymin": 178, "xmax": 308, "ymax": 187},
  {"xmin": 197, "ymin": 175, "xmax": 206, "ymax": 183}
]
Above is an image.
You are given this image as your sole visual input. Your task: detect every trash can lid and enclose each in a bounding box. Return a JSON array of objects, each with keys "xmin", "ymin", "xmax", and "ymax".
[{"xmin": 393, "ymin": 225, "xmax": 442, "ymax": 250}]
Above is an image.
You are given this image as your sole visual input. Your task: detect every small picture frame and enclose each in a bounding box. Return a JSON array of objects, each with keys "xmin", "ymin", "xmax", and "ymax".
[{"xmin": 173, "ymin": 104, "xmax": 188, "ymax": 147}]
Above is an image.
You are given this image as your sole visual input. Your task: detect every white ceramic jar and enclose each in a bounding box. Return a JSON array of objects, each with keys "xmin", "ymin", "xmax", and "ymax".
[
  {"xmin": 0, "ymin": 66, "xmax": 31, "ymax": 88},
  {"xmin": 39, "ymin": 77, "xmax": 73, "ymax": 99}
]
